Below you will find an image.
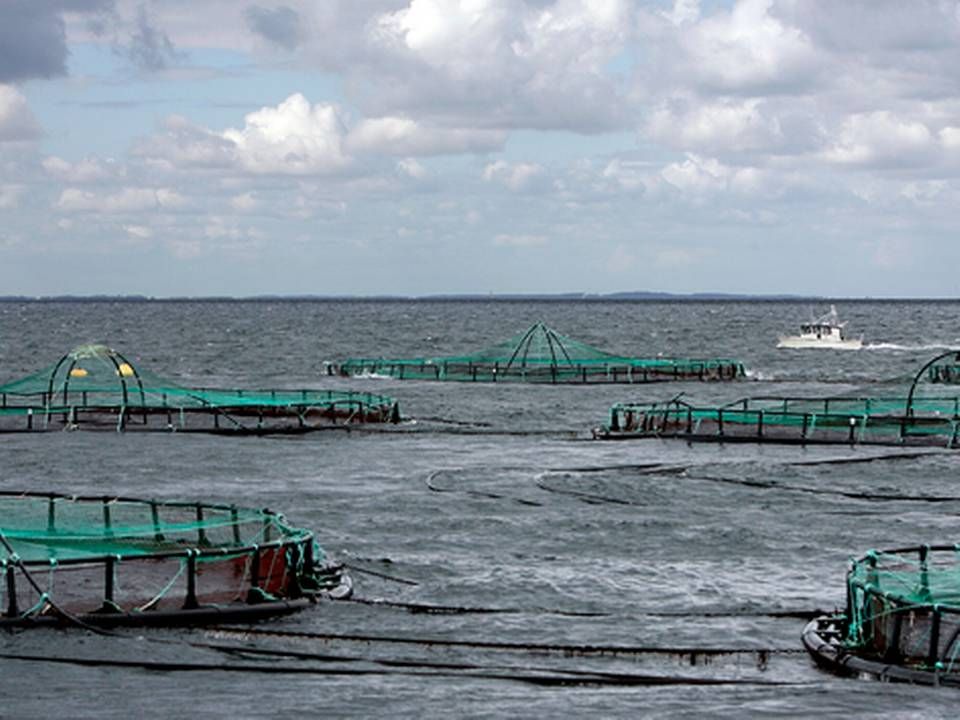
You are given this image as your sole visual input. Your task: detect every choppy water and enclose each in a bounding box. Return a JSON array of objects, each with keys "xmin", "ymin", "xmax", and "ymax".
[{"xmin": 1, "ymin": 299, "xmax": 960, "ymax": 718}]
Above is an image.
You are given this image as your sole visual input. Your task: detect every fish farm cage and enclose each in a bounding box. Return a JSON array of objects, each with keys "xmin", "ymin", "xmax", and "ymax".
[
  {"xmin": 596, "ymin": 352, "xmax": 960, "ymax": 448},
  {"xmin": 0, "ymin": 491, "xmax": 350, "ymax": 628},
  {"xmin": 804, "ymin": 545, "xmax": 960, "ymax": 687},
  {"xmin": 925, "ymin": 350, "xmax": 960, "ymax": 384},
  {"xmin": 335, "ymin": 322, "xmax": 745, "ymax": 384},
  {"xmin": 0, "ymin": 344, "xmax": 400, "ymax": 433},
  {"xmin": 596, "ymin": 395, "xmax": 960, "ymax": 447}
]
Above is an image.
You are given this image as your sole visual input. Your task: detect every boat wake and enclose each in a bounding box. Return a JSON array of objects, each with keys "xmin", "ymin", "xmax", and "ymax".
[{"xmin": 863, "ymin": 342, "xmax": 960, "ymax": 352}]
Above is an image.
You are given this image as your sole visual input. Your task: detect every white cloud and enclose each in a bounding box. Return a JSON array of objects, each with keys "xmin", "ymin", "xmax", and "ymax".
[
  {"xmin": 646, "ymin": 98, "xmax": 786, "ymax": 153},
  {"xmin": 55, "ymin": 187, "xmax": 187, "ymax": 213},
  {"xmin": 123, "ymin": 224, "xmax": 153, "ymax": 240},
  {"xmin": 397, "ymin": 158, "xmax": 428, "ymax": 179},
  {"xmin": 0, "ymin": 184, "xmax": 24, "ymax": 209},
  {"xmin": 900, "ymin": 180, "xmax": 947, "ymax": 205},
  {"xmin": 229, "ymin": 192, "xmax": 259, "ymax": 211},
  {"xmin": 222, "ymin": 93, "xmax": 350, "ymax": 174},
  {"xmin": 662, "ymin": 0, "xmax": 700, "ymax": 26},
  {"xmin": 0, "ymin": 85, "xmax": 41, "ymax": 142},
  {"xmin": 369, "ymin": 0, "xmax": 630, "ymax": 131},
  {"xmin": 825, "ymin": 112, "xmax": 935, "ymax": 167},
  {"xmin": 42, "ymin": 156, "xmax": 117, "ymax": 182},
  {"xmin": 492, "ymin": 233, "xmax": 547, "ymax": 247},
  {"xmin": 347, "ymin": 116, "xmax": 505, "ymax": 156},
  {"xmin": 676, "ymin": 0, "xmax": 820, "ymax": 94},
  {"xmin": 598, "ymin": 159, "xmax": 653, "ymax": 194},
  {"xmin": 482, "ymin": 160, "xmax": 547, "ymax": 191},
  {"xmin": 660, "ymin": 153, "xmax": 768, "ymax": 196}
]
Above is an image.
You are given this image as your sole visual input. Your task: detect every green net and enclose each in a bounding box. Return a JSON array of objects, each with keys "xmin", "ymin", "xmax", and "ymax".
[
  {"xmin": 928, "ymin": 358, "xmax": 960, "ymax": 384},
  {"xmin": 0, "ymin": 344, "xmax": 399, "ymax": 432},
  {"xmin": 599, "ymin": 354, "xmax": 960, "ymax": 446},
  {"xmin": 600, "ymin": 394, "xmax": 960, "ymax": 446},
  {"xmin": 337, "ymin": 322, "xmax": 744, "ymax": 383},
  {"xmin": 844, "ymin": 546, "xmax": 960, "ymax": 671},
  {"xmin": 0, "ymin": 492, "xmax": 348, "ymax": 626}
]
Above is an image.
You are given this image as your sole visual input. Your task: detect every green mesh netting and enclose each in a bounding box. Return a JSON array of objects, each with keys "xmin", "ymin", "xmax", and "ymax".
[
  {"xmin": 338, "ymin": 322, "xmax": 744, "ymax": 383},
  {"xmin": 928, "ymin": 358, "xmax": 960, "ymax": 384},
  {"xmin": 844, "ymin": 546, "xmax": 960, "ymax": 671},
  {"xmin": 601, "ymin": 394, "xmax": 960, "ymax": 446},
  {"xmin": 0, "ymin": 492, "xmax": 346, "ymax": 626},
  {"xmin": 0, "ymin": 344, "xmax": 399, "ymax": 432}
]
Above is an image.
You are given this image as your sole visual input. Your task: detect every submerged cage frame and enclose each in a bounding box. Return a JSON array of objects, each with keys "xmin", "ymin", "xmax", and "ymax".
[
  {"xmin": 0, "ymin": 491, "xmax": 350, "ymax": 628},
  {"xmin": 805, "ymin": 544, "xmax": 960, "ymax": 687}
]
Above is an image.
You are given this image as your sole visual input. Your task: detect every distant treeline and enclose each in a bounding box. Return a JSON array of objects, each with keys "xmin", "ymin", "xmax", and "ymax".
[{"xmin": 0, "ymin": 293, "xmax": 948, "ymax": 303}]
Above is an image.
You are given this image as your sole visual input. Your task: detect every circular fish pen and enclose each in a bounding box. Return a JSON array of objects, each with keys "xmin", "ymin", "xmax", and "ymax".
[
  {"xmin": 597, "ymin": 353, "xmax": 960, "ymax": 447},
  {"xmin": 804, "ymin": 545, "xmax": 960, "ymax": 686},
  {"xmin": 336, "ymin": 322, "xmax": 744, "ymax": 384},
  {"xmin": 0, "ymin": 344, "xmax": 400, "ymax": 433},
  {"xmin": 0, "ymin": 491, "xmax": 350, "ymax": 628}
]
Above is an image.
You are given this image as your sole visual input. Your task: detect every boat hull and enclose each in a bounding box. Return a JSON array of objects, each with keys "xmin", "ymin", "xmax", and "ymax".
[{"xmin": 777, "ymin": 336, "xmax": 863, "ymax": 350}]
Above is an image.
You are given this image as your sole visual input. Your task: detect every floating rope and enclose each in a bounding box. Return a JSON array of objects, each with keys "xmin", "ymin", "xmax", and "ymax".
[{"xmin": 0, "ymin": 651, "xmax": 809, "ymax": 687}]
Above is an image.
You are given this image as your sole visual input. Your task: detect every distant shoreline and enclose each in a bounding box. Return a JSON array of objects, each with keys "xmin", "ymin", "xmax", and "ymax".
[{"xmin": 0, "ymin": 294, "xmax": 955, "ymax": 303}]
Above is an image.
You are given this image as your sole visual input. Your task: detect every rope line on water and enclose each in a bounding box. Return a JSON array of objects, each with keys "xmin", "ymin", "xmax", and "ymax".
[
  {"xmin": 426, "ymin": 470, "xmax": 544, "ymax": 507},
  {"xmin": 204, "ymin": 625, "xmax": 808, "ymax": 658},
  {"xmin": 0, "ymin": 651, "xmax": 812, "ymax": 687}
]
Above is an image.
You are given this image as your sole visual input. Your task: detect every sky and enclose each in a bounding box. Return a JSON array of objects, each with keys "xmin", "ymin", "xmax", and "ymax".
[{"xmin": 1, "ymin": 0, "xmax": 960, "ymax": 297}]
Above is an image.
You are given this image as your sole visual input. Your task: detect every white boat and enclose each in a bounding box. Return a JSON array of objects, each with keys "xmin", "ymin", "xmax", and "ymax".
[{"xmin": 776, "ymin": 305, "xmax": 863, "ymax": 350}]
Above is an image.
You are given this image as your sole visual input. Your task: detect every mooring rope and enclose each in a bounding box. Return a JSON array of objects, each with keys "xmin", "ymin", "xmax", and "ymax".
[
  {"xmin": 425, "ymin": 470, "xmax": 544, "ymax": 507},
  {"xmin": 203, "ymin": 625, "xmax": 808, "ymax": 658},
  {"xmin": 0, "ymin": 651, "xmax": 811, "ymax": 687}
]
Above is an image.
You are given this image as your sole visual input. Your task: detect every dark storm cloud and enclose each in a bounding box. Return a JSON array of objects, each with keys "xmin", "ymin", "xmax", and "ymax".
[
  {"xmin": 245, "ymin": 5, "xmax": 302, "ymax": 51},
  {"xmin": 116, "ymin": 4, "xmax": 182, "ymax": 72},
  {"xmin": 0, "ymin": 1, "xmax": 99, "ymax": 82}
]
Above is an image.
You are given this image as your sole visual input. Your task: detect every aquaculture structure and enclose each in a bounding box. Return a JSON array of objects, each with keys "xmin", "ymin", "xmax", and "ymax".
[
  {"xmin": 924, "ymin": 350, "xmax": 960, "ymax": 384},
  {"xmin": 595, "ymin": 352, "xmax": 960, "ymax": 448},
  {"xmin": 0, "ymin": 491, "xmax": 350, "ymax": 628},
  {"xmin": 0, "ymin": 344, "xmax": 399, "ymax": 433},
  {"xmin": 804, "ymin": 545, "xmax": 960, "ymax": 686},
  {"xmin": 336, "ymin": 322, "xmax": 744, "ymax": 384}
]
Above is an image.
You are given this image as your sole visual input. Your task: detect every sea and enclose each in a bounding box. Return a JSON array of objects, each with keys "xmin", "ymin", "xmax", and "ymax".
[{"xmin": 1, "ymin": 299, "xmax": 959, "ymax": 719}]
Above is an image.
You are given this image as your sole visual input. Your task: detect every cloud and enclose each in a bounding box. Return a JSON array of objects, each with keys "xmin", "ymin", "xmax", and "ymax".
[
  {"xmin": 660, "ymin": 153, "xmax": 767, "ymax": 196},
  {"xmin": 646, "ymin": 98, "xmax": 793, "ymax": 154},
  {"xmin": 492, "ymin": 233, "xmax": 547, "ymax": 247},
  {"xmin": 0, "ymin": 85, "xmax": 42, "ymax": 142},
  {"xmin": 114, "ymin": 4, "xmax": 182, "ymax": 72},
  {"xmin": 245, "ymin": 5, "xmax": 302, "ymax": 50},
  {"xmin": 222, "ymin": 94, "xmax": 351, "ymax": 174},
  {"xmin": 824, "ymin": 111, "xmax": 935, "ymax": 167},
  {"xmin": 0, "ymin": 1, "xmax": 93, "ymax": 82},
  {"xmin": 55, "ymin": 187, "xmax": 187, "ymax": 213},
  {"xmin": 42, "ymin": 155, "xmax": 117, "ymax": 182},
  {"xmin": 396, "ymin": 158, "xmax": 428, "ymax": 180},
  {"xmin": 347, "ymin": 116, "xmax": 505, "ymax": 156},
  {"xmin": 482, "ymin": 160, "xmax": 548, "ymax": 192},
  {"xmin": 671, "ymin": 0, "xmax": 821, "ymax": 95},
  {"xmin": 123, "ymin": 224, "xmax": 153, "ymax": 240},
  {"xmin": 367, "ymin": 0, "xmax": 631, "ymax": 131},
  {"xmin": 229, "ymin": 192, "xmax": 259, "ymax": 211},
  {"xmin": 135, "ymin": 115, "xmax": 237, "ymax": 169},
  {"xmin": 0, "ymin": 184, "xmax": 24, "ymax": 209}
]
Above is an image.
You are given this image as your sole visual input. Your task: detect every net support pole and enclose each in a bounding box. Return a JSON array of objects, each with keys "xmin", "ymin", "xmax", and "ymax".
[
  {"xmin": 99, "ymin": 556, "xmax": 121, "ymax": 613},
  {"xmin": 4, "ymin": 563, "xmax": 17, "ymax": 617},
  {"xmin": 183, "ymin": 551, "xmax": 199, "ymax": 610}
]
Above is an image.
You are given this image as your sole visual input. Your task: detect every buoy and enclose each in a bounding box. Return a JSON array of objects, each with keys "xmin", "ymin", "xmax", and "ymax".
[
  {"xmin": 69, "ymin": 368, "xmax": 88, "ymax": 378},
  {"xmin": 117, "ymin": 363, "xmax": 135, "ymax": 377}
]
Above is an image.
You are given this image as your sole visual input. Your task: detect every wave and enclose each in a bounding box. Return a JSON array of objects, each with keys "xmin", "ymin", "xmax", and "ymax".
[{"xmin": 863, "ymin": 342, "xmax": 960, "ymax": 352}]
